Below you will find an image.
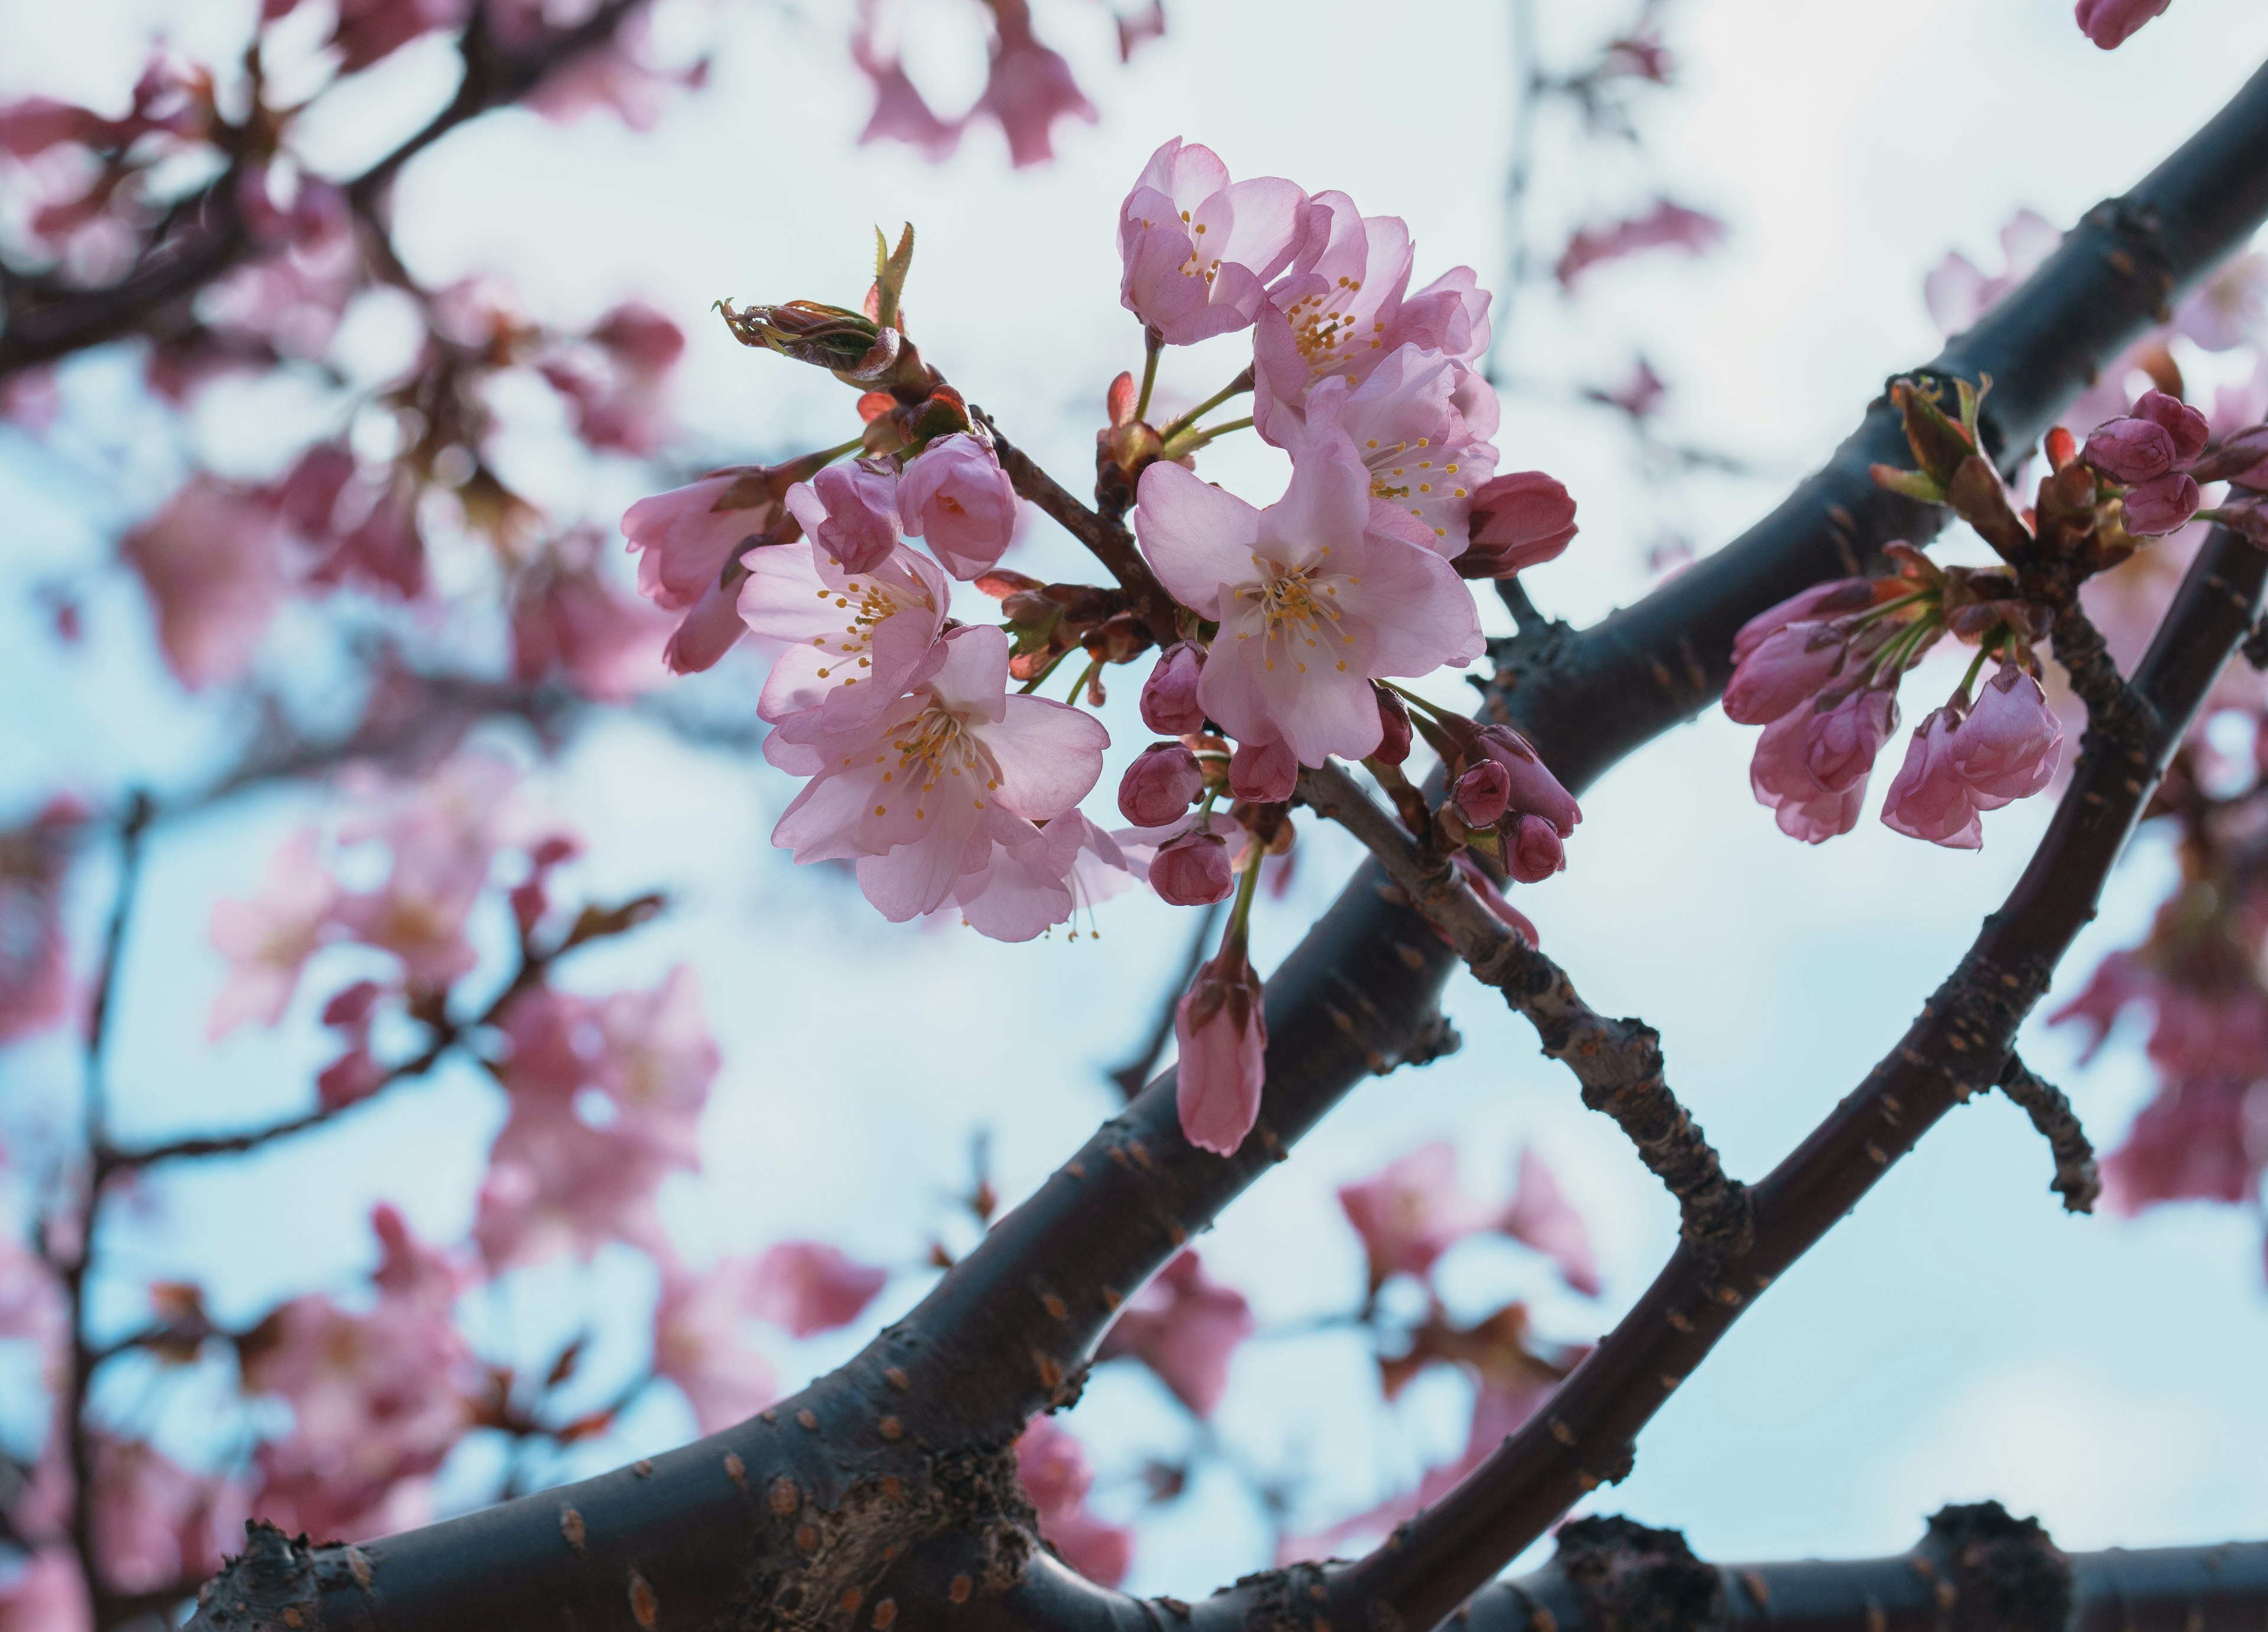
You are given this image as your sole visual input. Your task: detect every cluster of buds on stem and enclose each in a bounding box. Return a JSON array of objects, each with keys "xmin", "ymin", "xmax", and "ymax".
[
  {"xmin": 1365, "ymin": 687, "xmax": 1582, "ymax": 882},
  {"xmin": 978, "ymin": 568, "xmax": 1158, "ymax": 689}
]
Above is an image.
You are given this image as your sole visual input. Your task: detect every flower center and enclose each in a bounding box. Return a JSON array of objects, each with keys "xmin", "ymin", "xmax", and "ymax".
[
  {"xmin": 810, "ymin": 576, "xmax": 925, "ymax": 684},
  {"xmin": 1234, "ymin": 554, "xmax": 1354, "ymax": 676}
]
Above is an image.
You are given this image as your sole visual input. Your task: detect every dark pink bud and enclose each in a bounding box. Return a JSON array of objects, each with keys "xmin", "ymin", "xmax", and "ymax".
[
  {"xmin": 2123, "ymin": 471, "xmax": 2202, "ymax": 536},
  {"xmin": 1950, "ymin": 664, "xmax": 2062, "ymax": 801},
  {"xmin": 797, "ymin": 460, "xmax": 901, "ymax": 574},
  {"xmin": 1473, "ymin": 725, "xmax": 1580, "ymax": 835},
  {"xmin": 2083, "ymin": 416, "xmax": 2177, "ymax": 486},
  {"xmin": 2074, "ymin": 0, "xmax": 2170, "ymax": 48},
  {"xmin": 1141, "ymin": 641, "xmax": 1207, "ymax": 734},
  {"xmin": 1151, "ymin": 832, "xmax": 1236, "ymax": 907},
  {"xmin": 1373, "ymin": 686, "xmax": 1413, "ymax": 767},
  {"xmin": 1732, "ymin": 577, "xmax": 1873, "ymax": 663},
  {"xmin": 1451, "ymin": 761, "xmax": 1511, "ymax": 827},
  {"xmin": 1723, "ymin": 621, "xmax": 1843, "ymax": 725},
  {"xmin": 1229, "ymin": 739, "xmax": 1298, "ymax": 803},
  {"xmin": 1458, "ymin": 471, "xmax": 1578, "ymax": 578},
  {"xmin": 1119, "ymin": 742, "xmax": 1204, "ymax": 826},
  {"xmin": 1801, "ymin": 689, "xmax": 1898, "ymax": 794},
  {"xmin": 2136, "ymin": 389, "xmax": 2209, "ymax": 463},
  {"xmin": 1881, "ymin": 709, "xmax": 1982, "ymax": 849},
  {"xmin": 1506, "ymin": 814, "xmax": 1565, "ymax": 883}
]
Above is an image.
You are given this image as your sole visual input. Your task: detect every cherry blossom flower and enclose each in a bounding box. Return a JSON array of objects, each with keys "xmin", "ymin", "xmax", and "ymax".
[
  {"xmin": 1924, "ymin": 211, "xmax": 2061, "ymax": 335},
  {"xmin": 744, "ymin": 1242, "xmax": 889, "ymax": 1338},
  {"xmin": 207, "ymin": 828, "xmax": 338, "ymax": 1037},
  {"xmin": 765, "ymin": 626, "xmax": 1109, "ymax": 921},
  {"xmin": 1228, "ymin": 738, "xmax": 1299, "ymax": 803},
  {"xmin": 122, "ymin": 476, "xmax": 288, "ymax": 689},
  {"xmin": 972, "ymin": 0, "xmax": 1096, "ymax": 168},
  {"xmin": 948, "ymin": 813, "xmax": 1134, "ymax": 942},
  {"xmin": 1451, "ymin": 761, "xmax": 1511, "ymax": 827},
  {"xmin": 0, "ymin": 797, "xmax": 82, "ymax": 1045},
  {"xmin": 1949, "ymin": 663, "xmax": 2062, "ymax": 800},
  {"xmin": 1804, "ymin": 689, "xmax": 1899, "ymax": 794},
  {"xmin": 1554, "ymin": 198, "xmax": 1725, "ymax": 288},
  {"xmin": 1117, "ymin": 810, "xmax": 1247, "ymax": 908},
  {"xmin": 474, "ymin": 1087, "xmax": 673, "ymax": 1269},
  {"xmin": 1134, "ymin": 426, "xmax": 1482, "ymax": 766},
  {"xmin": 1117, "ymin": 138, "xmax": 1309, "ymax": 345},
  {"xmin": 624, "ymin": 461, "xmax": 813, "ymax": 675},
  {"xmin": 1459, "ymin": 471, "xmax": 1578, "ymax": 580},
  {"xmin": 1118, "ymin": 743, "xmax": 1204, "ymax": 826},
  {"xmin": 1175, "ymin": 941, "xmax": 1266, "ymax": 1155},
  {"xmin": 92, "ymin": 1437, "xmax": 243, "ymax": 1596},
  {"xmin": 1338, "ymin": 1142, "xmax": 1496, "ymax": 1290},
  {"xmin": 0, "ymin": 1549, "xmax": 86, "ymax": 1630},
  {"xmin": 539, "ymin": 301, "xmax": 683, "ymax": 455},
  {"xmin": 1140, "ymin": 641, "xmax": 1207, "ymax": 733},
  {"xmin": 1014, "ymin": 1419, "xmax": 1132, "ymax": 1587},
  {"xmin": 510, "ymin": 535, "xmax": 673, "ymax": 703},
  {"xmin": 652, "ymin": 1258, "xmax": 780, "ymax": 1432},
  {"xmin": 1500, "ymin": 1149, "xmax": 1601, "ymax": 1296},
  {"xmin": 2075, "ymin": 0, "xmax": 2173, "ymax": 49},
  {"xmin": 1881, "ymin": 709, "xmax": 1984, "ymax": 849},
  {"xmin": 1095, "ymin": 1250, "xmax": 1254, "ymax": 1416},
  {"xmin": 2100, "ymin": 1080, "xmax": 2265, "ymax": 1212},
  {"xmin": 1749, "ymin": 705, "xmax": 1868, "ymax": 843},
  {"xmin": 1469, "ymin": 725, "xmax": 1581, "ymax": 837},
  {"xmin": 897, "ymin": 434, "xmax": 1019, "ymax": 579},
  {"xmin": 1506, "ymin": 813, "xmax": 1566, "ymax": 883},
  {"xmin": 849, "ymin": 4, "xmax": 963, "ymax": 161},
  {"xmin": 783, "ymin": 460, "xmax": 902, "ymax": 577}
]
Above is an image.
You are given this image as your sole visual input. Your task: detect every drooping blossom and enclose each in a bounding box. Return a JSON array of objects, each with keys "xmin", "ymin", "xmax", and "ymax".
[
  {"xmin": 1134, "ymin": 421, "xmax": 1483, "ymax": 767},
  {"xmin": 332, "ymin": 757, "xmax": 507, "ymax": 989},
  {"xmin": 1750, "ymin": 703, "xmax": 1871, "ymax": 843},
  {"xmin": 897, "ymin": 434, "xmax": 1019, "ymax": 579},
  {"xmin": 537, "ymin": 301, "xmax": 684, "ymax": 455},
  {"xmin": 1500, "ymin": 1148, "xmax": 1602, "ymax": 1296},
  {"xmin": 2100, "ymin": 1080, "xmax": 2266, "ymax": 1213},
  {"xmin": 2075, "ymin": 0, "xmax": 2173, "ymax": 49},
  {"xmin": 1140, "ymin": 641, "xmax": 1207, "ymax": 733},
  {"xmin": 1469, "ymin": 726, "xmax": 1581, "ymax": 838},
  {"xmin": 122, "ymin": 476, "xmax": 288, "ymax": 689},
  {"xmin": 972, "ymin": 0, "xmax": 1097, "ymax": 168},
  {"xmin": 1117, "ymin": 138, "xmax": 1309, "ymax": 345},
  {"xmin": 1803, "ymin": 689, "xmax": 1900, "ymax": 794},
  {"xmin": 1337, "ymin": 1142, "xmax": 1497, "ymax": 1290},
  {"xmin": 1554, "ymin": 198, "xmax": 1725, "ymax": 289},
  {"xmin": 1095, "ymin": 1250, "xmax": 1255, "ymax": 1417},
  {"xmin": 1506, "ymin": 813, "xmax": 1566, "ymax": 883},
  {"xmin": 1459, "ymin": 471, "xmax": 1578, "ymax": 580},
  {"xmin": 1881, "ymin": 709, "xmax": 1984, "ymax": 849},
  {"xmin": 240, "ymin": 1206, "xmax": 480, "ymax": 1542},
  {"xmin": 1175, "ymin": 939, "xmax": 1266, "ymax": 1156},
  {"xmin": 949, "ymin": 812, "xmax": 1134, "ymax": 942},
  {"xmin": 0, "ymin": 798, "xmax": 82, "ymax": 1044},
  {"xmin": 1144, "ymin": 825, "xmax": 1239, "ymax": 908},
  {"xmin": 207, "ymin": 828, "xmax": 338, "ymax": 1037},
  {"xmin": 849, "ymin": 0, "xmax": 962, "ymax": 159},
  {"xmin": 651, "ymin": 1258, "xmax": 779, "ymax": 1432},
  {"xmin": 743, "ymin": 1242, "xmax": 889, "ymax": 1338},
  {"xmin": 783, "ymin": 460, "xmax": 902, "ymax": 576},
  {"xmin": 1014, "ymin": 1418, "xmax": 1132, "ymax": 1587},
  {"xmin": 766, "ymin": 626, "xmax": 1109, "ymax": 921},
  {"xmin": 623, "ymin": 462, "xmax": 813, "ymax": 674},
  {"xmin": 517, "ymin": 12, "xmax": 695, "ymax": 131}
]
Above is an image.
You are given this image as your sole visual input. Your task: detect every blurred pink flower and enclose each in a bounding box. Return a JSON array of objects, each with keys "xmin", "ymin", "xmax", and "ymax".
[
  {"xmin": 510, "ymin": 533, "xmax": 674, "ymax": 703},
  {"xmin": 972, "ymin": 1, "xmax": 1096, "ymax": 168},
  {"xmin": 2075, "ymin": 0, "xmax": 2172, "ymax": 49},
  {"xmin": 652, "ymin": 1258, "xmax": 779, "ymax": 1433},
  {"xmin": 744, "ymin": 1242, "xmax": 889, "ymax": 1338},
  {"xmin": 539, "ymin": 300, "xmax": 684, "ymax": 455},
  {"xmin": 92, "ymin": 1438, "xmax": 243, "ymax": 1597},
  {"xmin": 1500, "ymin": 1148, "xmax": 1601, "ymax": 1296},
  {"xmin": 122, "ymin": 477, "xmax": 288, "ymax": 689},
  {"xmin": 1555, "ymin": 197, "xmax": 1725, "ymax": 289},
  {"xmin": 332, "ymin": 0, "xmax": 472, "ymax": 71},
  {"xmin": 0, "ymin": 798, "xmax": 82, "ymax": 1045},
  {"xmin": 1015, "ymin": 1419, "xmax": 1132, "ymax": 1587},
  {"xmin": 2101, "ymin": 1080, "xmax": 2265, "ymax": 1212},
  {"xmin": 1924, "ymin": 210, "xmax": 2061, "ymax": 335},
  {"xmin": 1096, "ymin": 1250, "xmax": 1254, "ymax": 1417},
  {"xmin": 207, "ymin": 828, "xmax": 338, "ymax": 1037},
  {"xmin": 1337, "ymin": 1142, "xmax": 1495, "ymax": 1291}
]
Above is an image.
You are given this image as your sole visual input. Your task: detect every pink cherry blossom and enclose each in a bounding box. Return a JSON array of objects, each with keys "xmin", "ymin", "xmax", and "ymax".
[
  {"xmin": 1950, "ymin": 664, "xmax": 2063, "ymax": 800},
  {"xmin": 0, "ymin": 798, "xmax": 82, "ymax": 1045},
  {"xmin": 897, "ymin": 434, "xmax": 1019, "ymax": 579},
  {"xmin": 767, "ymin": 626, "xmax": 1109, "ymax": 922},
  {"xmin": 1135, "ymin": 429, "xmax": 1482, "ymax": 767},
  {"xmin": 1471, "ymin": 726, "xmax": 1581, "ymax": 836},
  {"xmin": 1452, "ymin": 761, "xmax": 1511, "ymax": 827},
  {"xmin": 1499, "ymin": 1149, "xmax": 1602, "ymax": 1296},
  {"xmin": 2136, "ymin": 389, "xmax": 2210, "ymax": 462},
  {"xmin": 1228, "ymin": 738, "xmax": 1298, "ymax": 803},
  {"xmin": 1732, "ymin": 577, "xmax": 1875, "ymax": 664},
  {"xmin": 2083, "ymin": 416, "xmax": 2178, "ymax": 485},
  {"xmin": 1724, "ymin": 623, "xmax": 1857, "ymax": 725},
  {"xmin": 537, "ymin": 301, "xmax": 683, "ymax": 455},
  {"xmin": 1147, "ymin": 827, "xmax": 1238, "ymax": 907},
  {"xmin": 1507, "ymin": 813, "xmax": 1566, "ymax": 883},
  {"xmin": 950, "ymin": 812, "xmax": 1133, "ymax": 942},
  {"xmin": 474, "ymin": 1093, "xmax": 672, "ymax": 1269},
  {"xmin": 1176, "ymin": 941, "xmax": 1266, "ymax": 1156},
  {"xmin": 2075, "ymin": 0, "xmax": 2172, "ymax": 49},
  {"xmin": 744, "ymin": 1241, "xmax": 889, "ymax": 1338},
  {"xmin": 1095, "ymin": 1250, "xmax": 1254, "ymax": 1417},
  {"xmin": 1750, "ymin": 706, "xmax": 1867, "ymax": 843},
  {"xmin": 1117, "ymin": 138, "xmax": 1309, "ymax": 345},
  {"xmin": 850, "ymin": 12, "xmax": 963, "ymax": 161},
  {"xmin": 510, "ymin": 536, "xmax": 673, "ymax": 703},
  {"xmin": 1555, "ymin": 197, "xmax": 1725, "ymax": 288},
  {"xmin": 207, "ymin": 828, "xmax": 338, "ymax": 1037},
  {"xmin": 2124, "ymin": 471, "xmax": 2203, "ymax": 535},
  {"xmin": 92, "ymin": 1436, "xmax": 243, "ymax": 1596},
  {"xmin": 1119, "ymin": 743, "xmax": 1203, "ymax": 826},
  {"xmin": 783, "ymin": 461, "xmax": 902, "ymax": 577},
  {"xmin": 1803, "ymin": 689, "xmax": 1899, "ymax": 793},
  {"xmin": 651, "ymin": 1258, "xmax": 780, "ymax": 1432},
  {"xmin": 971, "ymin": 1, "xmax": 1096, "ymax": 168},
  {"xmin": 1924, "ymin": 211, "xmax": 2061, "ymax": 335},
  {"xmin": 0, "ymin": 1549, "xmax": 86, "ymax": 1630},
  {"xmin": 122, "ymin": 476, "xmax": 288, "ymax": 689},
  {"xmin": 2176, "ymin": 252, "xmax": 2268, "ymax": 351},
  {"xmin": 1881, "ymin": 709, "xmax": 1984, "ymax": 850},
  {"xmin": 1015, "ymin": 1418, "xmax": 1132, "ymax": 1586},
  {"xmin": 2101, "ymin": 1080, "xmax": 2262, "ymax": 1212},
  {"xmin": 739, "ymin": 535, "xmax": 949, "ymax": 731},
  {"xmin": 623, "ymin": 465, "xmax": 809, "ymax": 675},
  {"xmin": 1140, "ymin": 641, "xmax": 1207, "ymax": 733},
  {"xmin": 1338, "ymin": 1142, "xmax": 1495, "ymax": 1290},
  {"xmin": 1460, "ymin": 471, "xmax": 1578, "ymax": 579},
  {"xmin": 333, "ymin": 817, "xmax": 488, "ymax": 991}
]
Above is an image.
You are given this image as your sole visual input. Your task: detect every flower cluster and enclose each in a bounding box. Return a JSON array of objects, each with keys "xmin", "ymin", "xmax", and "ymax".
[{"xmin": 620, "ymin": 141, "xmax": 1585, "ymax": 1159}]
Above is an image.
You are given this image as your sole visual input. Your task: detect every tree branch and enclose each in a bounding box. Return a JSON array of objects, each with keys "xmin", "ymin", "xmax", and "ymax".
[
  {"xmin": 976, "ymin": 409, "xmax": 1179, "ymax": 640},
  {"xmin": 1995, "ymin": 1053, "xmax": 2101, "ymax": 1214}
]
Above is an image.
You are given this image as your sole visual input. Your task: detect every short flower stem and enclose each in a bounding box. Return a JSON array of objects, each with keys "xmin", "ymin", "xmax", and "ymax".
[
  {"xmin": 1158, "ymin": 371, "xmax": 1255, "ymax": 442},
  {"xmin": 817, "ymin": 433, "xmax": 867, "ymax": 464},
  {"xmin": 1066, "ymin": 655, "xmax": 1103, "ymax": 703},
  {"xmin": 1133, "ymin": 327, "xmax": 1164, "ymax": 424},
  {"xmin": 1162, "ymin": 415, "xmax": 1255, "ymax": 460},
  {"xmin": 1956, "ymin": 645, "xmax": 1990, "ymax": 703},
  {"xmin": 1222, "ymin": 838, "xmax": 1265, "ymax": 952},
  {"xmin": 1016, "ymin": 648, "xmax": 1071, "ymax": 695}
]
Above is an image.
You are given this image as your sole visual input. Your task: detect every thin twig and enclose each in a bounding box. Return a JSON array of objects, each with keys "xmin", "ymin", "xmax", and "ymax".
[{"xmin": 1995, "ymin": 1053, "xmax": 2101, "ymax": 1214}]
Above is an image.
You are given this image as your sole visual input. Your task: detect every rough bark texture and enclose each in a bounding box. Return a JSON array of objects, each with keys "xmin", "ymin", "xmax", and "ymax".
[{"xmin": 183, "ymin": 53, "xmax": 2268, "ymax": 1632}]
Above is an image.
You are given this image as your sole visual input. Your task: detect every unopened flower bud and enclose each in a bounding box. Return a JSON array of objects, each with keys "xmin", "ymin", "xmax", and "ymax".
[
  {"xmin": 1506, "ymin": 814, "xmax": 1566, "ymax": 883},
  {"xmin": 2123, "ymin": 471, "xmax": 2202, "ymax": 536},
  {"xmin": 1228, "ymin": 739, "xmax": 1298, "ymax": 803},
  {"xmin": 1142, "ymin": 641, "xmax": 1207, "ymax": 734},
  {"xmin": 1472, "ymin": 725, "xmax": 1580, "ymax": 835},
  {"xmin": 1802, "ymin": 689, "xmax": 1898, "ymax": 793},
  {"xmin": 1373, "ymin": 685, "xmax": 1413, "ymax": 766},
  {"xmin": 2082, "ymin": 415, "xmax": 2177, "ymax": 485},
  {"xmin": 783, "ymin": 460, "xmax": 901, "ymax": 574},
  {"xmin": 1451, "ymin": 761, "xmax": 1511, "ymax": 826},
  {"xmin": 718, "ymin": 298, "xmax": 901, "ymax": 382},
  {"xmin": 2136, "ymin": 389, "xmax": 2209, "ymax": 462},
  {"xmin": 1951, "ymin": 663, "xmax": 2062, "ymax": 799},
  {"xmin": 1456, "ymin": 471, "xmax": 1577, "ymax": 579},
  {"xmin": 1151, "ymin": 830, "xmax": 1236, "ymax": 907},
  {"xmin": 1119, "ymin": 743, "xmax": 1204, "ymax": 826}
]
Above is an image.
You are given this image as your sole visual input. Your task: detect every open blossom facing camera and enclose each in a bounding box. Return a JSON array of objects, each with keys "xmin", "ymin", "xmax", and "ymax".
[{"xmin": 739, "ymin": 533, "xmax": 949, "ymax": 729}]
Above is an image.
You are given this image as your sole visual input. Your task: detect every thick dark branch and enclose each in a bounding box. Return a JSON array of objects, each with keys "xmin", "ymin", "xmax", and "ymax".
[
  {"xmin": 1325, "ymin": 525, "xmax": 2268, "ymax": 1632},
  {"xmin": 1296, "ymin": 763, "xmax": 1750, "ymax": 1257},
  {"xmin": 0, "ymin": 1, "xmax": 645, "ymax": 379},
  {"xmin": 1995, "ymin": 1053, "xmax": 2101, "ymax": 1214}
]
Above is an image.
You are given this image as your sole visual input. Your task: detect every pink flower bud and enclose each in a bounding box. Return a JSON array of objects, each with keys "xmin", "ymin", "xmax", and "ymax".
[
  {"xmin": 1749, "ymin": 708, "xmax": 1865, "ymax": 844},
  {"xmin": 1456, "ymin": 471, "xmax": 1578, "ymax": 579},
  {"xmin": 1175, "ymin": 943, "xmax": 1267, "ymax": 1156},
  {"xmin": 898, "ymin": 432, "xmax": 1019, "ymax": 579},
  {"xmin": 1472, "ymin": 725, "xmax": 1580, "ymax": 835},
  {"xmin": 1451, "ymin": 761, "xmax": 1511, "ymax": 827},
  {"xmin": 1506, "ymin": 813, "xmax": 1565, "ymax": 883},
  {"xmin": 2136, "ymin": 389, "xmax": 2209, "ymax": 463},
  {"xmin": 1881, "ymin": 708, "xmax": 1982, "ymax": 848},
  {"xmin": 2074, "ymin": 0, "xmax": 2171, "ymax": 51},
  {"xmin": 1141, "ymin": 641, "xmax": 1207, "ymax": 734},
  {"xmin": 1150, "ymin": 830, "xmax": 1237, "ymax": 907},
  {"xmin": 2123, "ymin": 471, "xmax": 2202, "ymax": 536},
  {"xmin": 2082, "ymin": 415, "xmax": 2177, "ymax": 486},
  {"xmin": 784, "ymin": 461, "xmax": 901, "ymax": 574},
  {"xmin": 1229, "ymin": 738, "xmax": 1298, "ymax": 803},
  {"xmin": 1732, "ymin": 577, "xmax": 1875, "ymax": 663},
  {"xmin": 1373, "ymin": 686, "xmax": 1413, "ymax": 766},
  {"xmin": 1802, "ymin": 689, "xmax": 1898, "ymax": 793},
  {"xmin": 1723, "ymin": 621, "xmax": 1845, "ymax": 725},
  {"xmin": 1119, "ymin": 742, "xmax": 1204, "ymax": 826},
  {"xmin": 1950, "ymin": 663, "xmax": 2062, "ymax": 801}
]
